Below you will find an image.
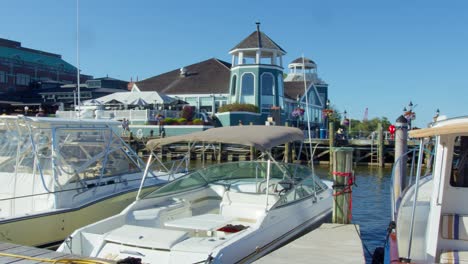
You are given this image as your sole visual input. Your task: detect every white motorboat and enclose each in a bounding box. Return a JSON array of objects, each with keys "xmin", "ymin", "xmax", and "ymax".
[
  {"xmin": 383, "ymin": 116, "xmax": 468, "ymax": 263},
  {"xmin": 0, "ymin": 115, "xmax": 186, "ymax": 247},
  {"xmin": 57, "ymin": 125, "xmax": 333, "ymax": 263}
]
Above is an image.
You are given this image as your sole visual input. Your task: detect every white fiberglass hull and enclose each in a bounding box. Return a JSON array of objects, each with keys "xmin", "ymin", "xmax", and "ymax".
[{"xmin": 59, "ymin": 187, "xmax": 332, "ymax": 263}]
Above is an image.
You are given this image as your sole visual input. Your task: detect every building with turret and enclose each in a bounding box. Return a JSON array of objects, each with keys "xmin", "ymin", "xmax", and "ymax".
[
  {"xmin": 133, "ymin": 23, "xmax": 329, "ymax": 127},
  {"xmin": 228, "ymin": 22, "xmax": 286, "ymax": 122},
  {"xmin": 283, "ymin": 57, "xmax": 328, "ymax": 129}
]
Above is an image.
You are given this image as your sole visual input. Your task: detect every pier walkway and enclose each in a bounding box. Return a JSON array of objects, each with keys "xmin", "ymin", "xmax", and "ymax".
[
  {"xmin": 0, "ymin": 242, "xmax": 115, "ymax": 263},
  {"xmin": 255, "ymin": 223, "xmax": 365, "ymax": 264}
]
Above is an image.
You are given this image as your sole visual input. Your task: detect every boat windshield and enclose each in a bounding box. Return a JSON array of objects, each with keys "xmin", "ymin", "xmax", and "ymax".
[
  {"xmin": 143, "ymin": 161, "xmax": 326, "ymax": 199},
  {"xmin": 0, "ymin": 117, "xmax": 143, "ymax": 190}
]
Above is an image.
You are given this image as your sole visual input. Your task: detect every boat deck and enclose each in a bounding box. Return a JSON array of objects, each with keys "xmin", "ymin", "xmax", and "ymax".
[
  {"xmin": 255, "ymin": 223, "xmax": 365, "ymax": 264},
  {"xmin": 0, "ymin": 242, "xmax": 115, "ymax": 263}
]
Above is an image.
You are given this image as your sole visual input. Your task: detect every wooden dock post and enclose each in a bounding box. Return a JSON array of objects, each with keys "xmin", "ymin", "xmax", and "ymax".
[
  {"xmin": 377, "ymin": 123, "xmax": 384, "ymax": 167},
  {"xmin": 329, "ymin": 122, "xmax": 335, "ymax": 170},
  {"xmin": 250, "ymin": 146, "xmax": 254, "ymax": 161},
  {"xmin": 332, "ymin": 147, "xmax": 354, "ymax": 224},
  {"xmin": 202, "ymin": 142, "xmax": 206, "ymax": 167},
  {"xmin": 394, "ymin": 115, "xmax": 409, "ymax": 201},
  {"xmin": 217, "ymin": 143, "xmax": 222, "ymax": 163}
]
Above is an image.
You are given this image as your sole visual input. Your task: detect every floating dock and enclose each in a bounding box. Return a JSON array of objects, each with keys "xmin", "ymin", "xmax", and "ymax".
[
  {"xmin": 255, "ymin": 223, "xmax": 365, "ymax": 264},
  {"xmin": 0, "ymin": 242, "xmax": 115, "ymax": 263}
]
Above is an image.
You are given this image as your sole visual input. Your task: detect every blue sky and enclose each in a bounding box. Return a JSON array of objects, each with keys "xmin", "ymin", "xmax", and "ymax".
[{"xmin": 2, "ymin": 0, "xmax": 467, "ymax": 127}]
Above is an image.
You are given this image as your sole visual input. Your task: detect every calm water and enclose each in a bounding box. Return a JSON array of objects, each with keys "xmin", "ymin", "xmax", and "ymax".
[
  {"xmin": 314, "ymin": 166, "xmax": 392, "ymax": 263},
  {"xmin": 189, "ymin": 161, "xmax": 392, "ymax": 263}
]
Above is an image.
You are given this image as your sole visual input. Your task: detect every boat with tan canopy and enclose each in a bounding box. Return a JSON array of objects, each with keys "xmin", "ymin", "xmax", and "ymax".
[{"xmin": 58, "ymin": 125, "xmax": 333, "ymax": 263}]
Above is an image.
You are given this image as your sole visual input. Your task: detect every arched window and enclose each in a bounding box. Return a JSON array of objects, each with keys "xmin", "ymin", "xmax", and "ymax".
[
  {"xmin": 230, "ymin": 75, "xmax": 237, "ymax": 96},
  {"xmin": 240, "ymin": 73, "xmax": 255, "ymax": 104},
  {"xmin": 261, "ymin": 73, "xmax": 275, "ymax": 111}
]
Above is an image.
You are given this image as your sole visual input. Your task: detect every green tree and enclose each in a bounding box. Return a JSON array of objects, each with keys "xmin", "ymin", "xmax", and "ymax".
[{"xmin": 346, "ymin": 117, "xmax": 392, "ymax": 138}]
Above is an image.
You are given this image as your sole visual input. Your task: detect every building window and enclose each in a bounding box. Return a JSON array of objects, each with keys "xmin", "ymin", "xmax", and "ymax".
[
  {"xmin": 261, "ymin": 73, "xmax": 275, "ymax": 110},
  {"xmin": 230, "ymin": 75, "xmax": 237, "ymax": 96},
  {"xmin": 16, "ymin": 74, "xmax": 30, "ymax": 86},
  {"xmin": 0, "ymin": 71, "xmax": 5, "ymax": 83},
  {"xmin": 86, "ymin": 80, "xmax": 101, "ymax": 88},
  {"xmin": 240, "ymin": 73, "xmax": 255, "ymax": 105}
]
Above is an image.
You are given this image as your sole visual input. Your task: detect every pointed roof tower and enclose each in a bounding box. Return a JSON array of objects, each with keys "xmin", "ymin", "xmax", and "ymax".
[{"xmin": 229, "ymin": 22, "xmax": 286, "ymax": 55}]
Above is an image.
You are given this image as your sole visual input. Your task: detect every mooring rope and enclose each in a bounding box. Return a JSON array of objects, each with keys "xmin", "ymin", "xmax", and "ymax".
[{"xmin": 332, "ymin": 171, "xmax": 355, "ymax": 222}]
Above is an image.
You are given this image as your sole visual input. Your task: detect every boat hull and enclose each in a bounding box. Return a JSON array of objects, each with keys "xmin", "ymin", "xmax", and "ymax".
[
  {"xmin": 0, "ymin": 186, "xmax": 158, "ymax": 247},
  {"xmin": 217, "ymin": 196, "xmax": 333, "ymax": 263}
]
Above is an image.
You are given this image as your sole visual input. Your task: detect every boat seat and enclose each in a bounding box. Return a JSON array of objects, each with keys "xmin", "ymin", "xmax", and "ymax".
[
  {"xmin": 441, "ymin": 214, "xmax": 468, "ymax": 241},
  {"xmin": 220, "ymin": 191, "xmax": 278, "ymax": 222},
  {"xmin": 128, "ymin": 199, "xmax": 191, "ymax": 227},
  {"xmin": 439, "ymin": 214, "xmax": 468, "ymax": 263},
  {"xmin": 105, "ymin": 225, "xmax": 189, "ymax": 250},
  {"xmin": 440, "ymin": 250, "xmax": 468, "ymax": 263}
]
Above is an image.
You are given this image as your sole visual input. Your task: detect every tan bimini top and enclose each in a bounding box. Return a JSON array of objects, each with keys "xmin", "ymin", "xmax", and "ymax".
[
  {"xmin": 409, "ymin": 119, "xmax": 468, "ymax": 138},
  {"xmin": 146, "ymin": 125, "xmax": 304, "ymax": 152}
]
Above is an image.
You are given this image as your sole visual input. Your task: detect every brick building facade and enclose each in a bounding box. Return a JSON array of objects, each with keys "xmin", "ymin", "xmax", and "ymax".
[{"xmin": 0, "ymin": 38, "xmax": 91, "ymax": 93}]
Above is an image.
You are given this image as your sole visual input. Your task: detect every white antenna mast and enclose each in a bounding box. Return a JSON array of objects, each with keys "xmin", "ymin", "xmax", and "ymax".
[
  {"xmin": 302, "ymin": 55, "xmax": 314, "ymax": 162},
  {"xmin": 76, "ymin": 0, "xmax": 81, "ymax": 117},
  {"xmin": 302, "ymin": 55, "xmax": 317, "ymax": 195}
]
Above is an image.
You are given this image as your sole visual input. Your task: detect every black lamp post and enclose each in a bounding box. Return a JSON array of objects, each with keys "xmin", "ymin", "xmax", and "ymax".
[
  {"xmin": 433, "ymin": 108, "xmax": 440, "ymax": 122},
  {"xmin": 324, "ymin": 99, "xmax": 330, "ymax": 129}
]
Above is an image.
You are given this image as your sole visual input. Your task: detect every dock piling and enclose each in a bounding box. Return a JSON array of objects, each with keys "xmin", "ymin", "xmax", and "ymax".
[
  {"xmin": 394, "ymin": 116, "xmax": 409, "ymax": 201},
  {"xmin": 332, "ymin": 147, "xmax": 354, "ymax": 224},
  {"xmin": 329, "ymin": 122, "xmax": 335, "ymax": 170},
  {"xmin": 377, "ymin": 123, "xmax": 384, "ymax": 167}
]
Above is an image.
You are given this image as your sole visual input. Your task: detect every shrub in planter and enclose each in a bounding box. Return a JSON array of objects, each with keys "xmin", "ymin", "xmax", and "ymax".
[
  {"xmin": 176, "ymin": 118, "xmax": 187, "ymax": 125},
  {"xmin": 163, "ymin": 117, "xmax": 177, "ymax": 125},
  {"xmin": 218, "ymin": 103, "xmax": 259, "ymax": 113},
  {"xmin": 192, "ymin": 118, "xmax": 203, "ymax": 125}
]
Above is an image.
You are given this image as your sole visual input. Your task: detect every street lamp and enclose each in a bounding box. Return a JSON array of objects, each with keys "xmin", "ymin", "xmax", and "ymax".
[
  {"xmin": 403, "ymin": 101, "xmax": 416, "ymax": 130},
  {"xmin": 433, "ymin": 108, "xmax": 440, "ymax": 122},
  {"xmin": 322, "ymin": 99, "xmax": 333, "ymax": 138},
  {"xmin": 24, "ymin": 106, "xmax": 29, "ymax": 116}
]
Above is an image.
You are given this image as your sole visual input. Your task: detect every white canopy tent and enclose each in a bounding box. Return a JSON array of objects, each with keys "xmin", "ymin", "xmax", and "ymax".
[{"xmin": 95, "ymin": 91, "xmax": 176, "ymax": 106}]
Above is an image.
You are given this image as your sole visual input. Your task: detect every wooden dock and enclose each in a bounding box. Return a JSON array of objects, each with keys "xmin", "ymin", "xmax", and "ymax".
[
  {"xmin": 0, "ymin": 242, "xmax": 115, "ymax": 263},
  {"xmin": 254, "ymin": 224, "xmax": 365, "ymax": 264}
]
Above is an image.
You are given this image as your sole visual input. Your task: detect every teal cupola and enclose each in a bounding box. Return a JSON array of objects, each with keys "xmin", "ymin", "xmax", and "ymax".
[{"xmin": 228, "ymin": 22, "xmax": 286, "ymax": 114}]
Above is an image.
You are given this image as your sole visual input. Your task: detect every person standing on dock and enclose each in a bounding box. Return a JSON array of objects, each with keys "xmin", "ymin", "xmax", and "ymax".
[
  {"xmin": 122, "ymin": 118, "xmax": 130, "ymax": 136},
  {"xmin": 157, "ymin": 114, "xmax": 165, "ymax": 137}
]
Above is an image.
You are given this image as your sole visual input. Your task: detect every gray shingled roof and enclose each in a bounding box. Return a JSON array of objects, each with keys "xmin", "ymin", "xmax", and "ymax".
[
  {"xmin": 135, "ymin": 58, "xmax": 231, "ymax": 94},
  {"xmin": 291, "ymin": 57, "xmax": 316, "ymax": 64},
  {"xmin": 230, "ymin": 31, "xmax": 285, "ymax": 53},
  {"xmin": 284, "ymin": 81, "xmax": 309, "ymax": 100}
]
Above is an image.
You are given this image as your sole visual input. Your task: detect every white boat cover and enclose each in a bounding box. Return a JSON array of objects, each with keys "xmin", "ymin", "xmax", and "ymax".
[{"xmin": 146, "ymin": 125, "xmax": 304, "ymax": 152}]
